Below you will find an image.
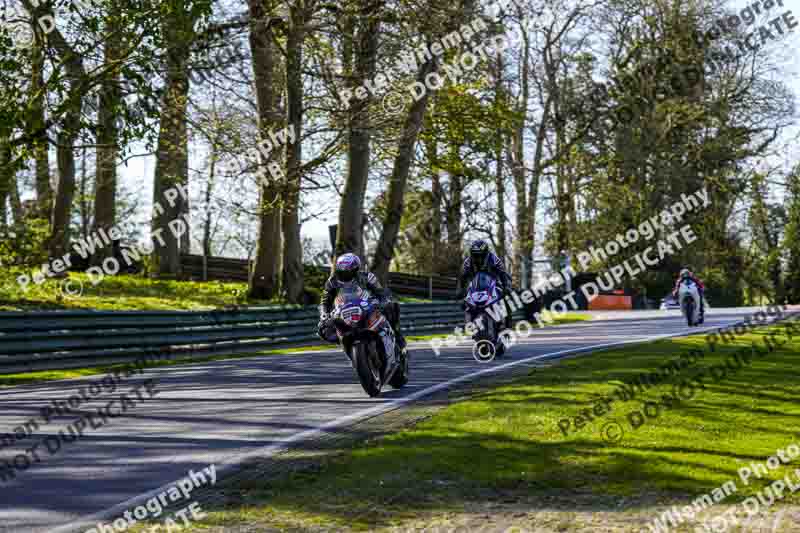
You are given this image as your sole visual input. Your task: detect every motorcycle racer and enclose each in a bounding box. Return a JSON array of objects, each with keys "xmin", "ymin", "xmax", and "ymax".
[
  {"xmin": 317, "ymin": 253, "xmax": 407, "ymax": 353},
  {"xmin": 460, "ymin": 240, "xmax": 513, "ymax": 330},
  {"xmin": 673, "ymin": 267, "xmax": 705, "ymax": 320}
]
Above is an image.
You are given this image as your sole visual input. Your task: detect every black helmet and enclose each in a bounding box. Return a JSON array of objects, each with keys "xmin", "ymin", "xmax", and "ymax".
[
  {"xmin": 334, "ymin": 253, "xmax": 361, "ymax": 282},
  {"xmin": 470, "ymin": 240, "xmax": 490, "ymax": 270}
]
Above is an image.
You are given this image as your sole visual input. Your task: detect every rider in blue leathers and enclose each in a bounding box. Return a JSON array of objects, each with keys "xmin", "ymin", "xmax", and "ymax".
[{"xmin": 460, "ymin": 240, "xmax": 513, "ymax": 330}]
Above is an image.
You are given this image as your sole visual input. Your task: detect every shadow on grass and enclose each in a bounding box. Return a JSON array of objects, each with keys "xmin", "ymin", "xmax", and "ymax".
[{"xmin": 177, "ymin": 322, "xmax": 800, "ymax": 531}]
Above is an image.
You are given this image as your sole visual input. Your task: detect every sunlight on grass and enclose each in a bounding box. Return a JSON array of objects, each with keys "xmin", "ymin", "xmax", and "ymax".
[
  {"xmin": 161, "ymin": 320, "xmax": 800, "ymax": 532},
  {"xmin": 0, "ymin": 272, "xmax": 276, "ymax": 311}
]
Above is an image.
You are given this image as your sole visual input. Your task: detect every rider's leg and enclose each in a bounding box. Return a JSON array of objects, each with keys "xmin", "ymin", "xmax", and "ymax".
[
  {"xmin": 323, "ymin": 322, "xmax": 340, "ymax": 344},
  {"xmin": 699, "ymin": 288, "xmax": 705, "ymax": 318},
  {"xmin": 383, "ymin": 302, "xmax": 406, "ymax": 351},
  {"xmin": 393, "ymin": 302, "xmax": 407, "ymax": 351},
  {"xmin": 503, "ymin": 287, "xmax": 513, "ymax": 330}
]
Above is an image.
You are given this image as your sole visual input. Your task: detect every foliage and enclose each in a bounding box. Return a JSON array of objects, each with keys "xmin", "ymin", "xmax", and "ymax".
[
  {"xmin": 783, "ymin": 168, "xmax": 800, "ymax": 304},
  {"xmin": 0, "ymin": 217, "xmax": 50, "ymax": 267}
]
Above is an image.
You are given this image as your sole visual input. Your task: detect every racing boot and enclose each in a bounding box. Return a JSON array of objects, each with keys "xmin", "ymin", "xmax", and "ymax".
[
  {"xmin": 380, "ymin": 327, "xmax": 398, "ymax": 367},
  {"xmin": 395, "ymin": 326, "xmax": 407, "ymax": 354}
]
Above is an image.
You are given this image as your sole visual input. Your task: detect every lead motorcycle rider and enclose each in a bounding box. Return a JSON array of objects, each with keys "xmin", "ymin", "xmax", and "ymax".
[
  {"xmin": 317, "ymin": 253, "xmax": 407, "ymax": 358},
  {"xmin": 672, "ymin": 267, "xmax": 705, "ymax": 321},
  {"xmin": 459, "ymin": 239, "xmax": 514, "ymax": 331}
]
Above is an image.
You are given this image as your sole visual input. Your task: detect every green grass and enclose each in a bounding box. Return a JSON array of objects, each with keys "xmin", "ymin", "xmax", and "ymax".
[
  {"xmin": 0, "ymin": 271, "xmax": 445, "ymax": 311},
  {"xmin": 158, "ymin": 319, "xmax": 800, "ymax": 532},
  {"xmin": 0, "ymin": 272, "xmax": 269, "ymax": 311}
]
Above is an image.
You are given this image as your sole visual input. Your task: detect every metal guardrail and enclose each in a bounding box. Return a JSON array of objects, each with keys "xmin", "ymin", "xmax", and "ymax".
[{"xmin": 0, "ymin": 302, "xmax": 497, "ymax": 373}]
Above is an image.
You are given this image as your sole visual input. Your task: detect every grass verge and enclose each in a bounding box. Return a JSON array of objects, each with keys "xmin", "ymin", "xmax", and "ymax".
[
  {"xmin": 0, "ymin": 272, "xmax": 267, "ymax": 311},
  {"xmin": 0, "ymin": 272, "xmax": 436, "ymax": 311},
  {"xmin": 142, "ymin": 317, "xmax": 800, "ymax": 532}
]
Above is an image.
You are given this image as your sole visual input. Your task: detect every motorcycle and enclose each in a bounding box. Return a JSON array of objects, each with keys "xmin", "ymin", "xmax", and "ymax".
[
  {"xmin": 331, "ymin": 284, "xmax": 409, "ymax": 397},
  {"xmin": 464, "ymin": 272, "xmax": 506, "ymax": 360},
  {"xmin": 677, "ymin": 277, "xmax": 703, "ymax": 326}
]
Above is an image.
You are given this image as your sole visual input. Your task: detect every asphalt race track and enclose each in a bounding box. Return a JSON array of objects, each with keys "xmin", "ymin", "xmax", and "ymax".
[{"xmin": 0, "ymin": 307, "xmax": 790, "ymax": 532}]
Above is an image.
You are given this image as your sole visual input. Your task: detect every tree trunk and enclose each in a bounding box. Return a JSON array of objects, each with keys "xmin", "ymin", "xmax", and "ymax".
[
  {"xmin": 335, "ymin": 0, "xmax": 382, "ymax": 258},
  {"xmin": 0, "ymin": 140, "xmax": 11, "ymax": 227},
  {"xmin": 445, "ymin": 146, "xmax": 463, "ymax": 277},
  {"xmin": 79, "ymin": 146, "xmax": 91, "ymax": 240},
  {"xmin": 10, "ymin": 166, "xmax": 23, "ymax": 225},
  {"xmin": 495, "ymin": 145, "xmax": 506, "ymax": 262},
  {"xmin": 510, "ymin": 126, "xmax": 527, "ymax": 285},
  {"xmin": 370, "ymin": 59, "xmax": 436, "ymax": 283},
  {"xmin": 203, "ymin": 137, "xmax": 217, "ymax": 261},
  {"xmin": 247, "ymin": 0, "xmax": 282, "ymax": 299},
  {"xmin": 51, "ymin": 127, "xmax": 79, "ymax": 258},
  {"xmin": 281, "ymin": 1, "xmax": 305, "ymax": 303},
  {"xmin": 493, "ymin": 48, "xmax": 507, "ymax": 263},
  {"xmin": 30, "ymin": 31, "xmax": 52, "ymax": 220},
  {"xmin": 93, "ymin": 17, "xmax": 122, "ymax": 265},
  {"xmin": 152, "ymin": 0, "xmax": 193, "ymax": 277},
  {"xmin": 425, "ymin": 135, "xmax": 443, "ymax": 273},
  {"xmin": 510, "ymin": 20, "xmax": 530, "ymax": 286},
  {"xmin": 35, "ymin": 12, "xmax": 86, "ymax": 259}
]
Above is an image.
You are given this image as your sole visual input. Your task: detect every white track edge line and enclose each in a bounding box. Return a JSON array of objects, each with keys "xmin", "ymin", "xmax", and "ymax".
[{"xmin": 48, "ymin": 313, "xmax": 788, "ymax": 533}]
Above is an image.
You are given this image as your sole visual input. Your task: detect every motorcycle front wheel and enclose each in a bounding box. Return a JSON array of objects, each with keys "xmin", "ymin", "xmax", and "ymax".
[
  {"xmin": 684, "ymin": 300, "xmax": 695, "ymax": 327},
  {"xmin": 353, "ymin": 341, "xmax": 383, "ymax": 397}
]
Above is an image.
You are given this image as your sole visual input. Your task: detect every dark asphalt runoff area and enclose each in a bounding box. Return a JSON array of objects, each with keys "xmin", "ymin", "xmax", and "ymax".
[{"xmin": 0, "ymin": 307, "xmax": 790, "ymax": 532}]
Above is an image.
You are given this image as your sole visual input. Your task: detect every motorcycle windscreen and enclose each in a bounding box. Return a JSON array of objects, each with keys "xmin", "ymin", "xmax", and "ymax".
[
  {"xmin": 469, "ymin": 272, "xmax": 495, "ymax": 297},
  {"xmin": 469, "ymin": 272, "xmax": 496, "ymax": 292},
  {"xmin": 334, "ymin": 284, "xmax": 366, "ymax": 308}
]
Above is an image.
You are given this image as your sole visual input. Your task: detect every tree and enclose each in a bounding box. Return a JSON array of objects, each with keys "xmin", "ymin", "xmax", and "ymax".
[
  {"xmin": 334, "ymin": 0, "xmax": 382, "ymax": 258},
  {"xmin": 247, "ymin": 0, "xmax": 284, "ymax": 299},
  {"xmin": 784, "ymin": 167, "xmax": 800, "ymax": 303},
  {"xmin": 152, "ymin": 0, "xmax": 208, "ymax": 276},
  {"xmin": 92, "ymin": 0, "xmax": 124, "ymax": 266}
]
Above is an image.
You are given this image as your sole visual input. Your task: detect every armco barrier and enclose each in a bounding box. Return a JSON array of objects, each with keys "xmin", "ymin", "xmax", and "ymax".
[{"xmin": 0, "ymin": 302, "xmax": 502, "ymax": 373}]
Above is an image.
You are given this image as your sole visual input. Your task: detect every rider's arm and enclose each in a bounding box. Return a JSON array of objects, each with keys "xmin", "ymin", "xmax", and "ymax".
[
  {"xmin": 460, "ymin": 257, "xmax": 473, "ymax": 288},
  {"xmin": 363, "ymin": 272, "xmax": 388, "ymax": 303},
  {"xmin": 319, "ymin": 276, "xmax": 336, "ymax": 317},
  {"xmin": 491, "ymin": 254, "xmax": 513, "ymax": 289}
]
